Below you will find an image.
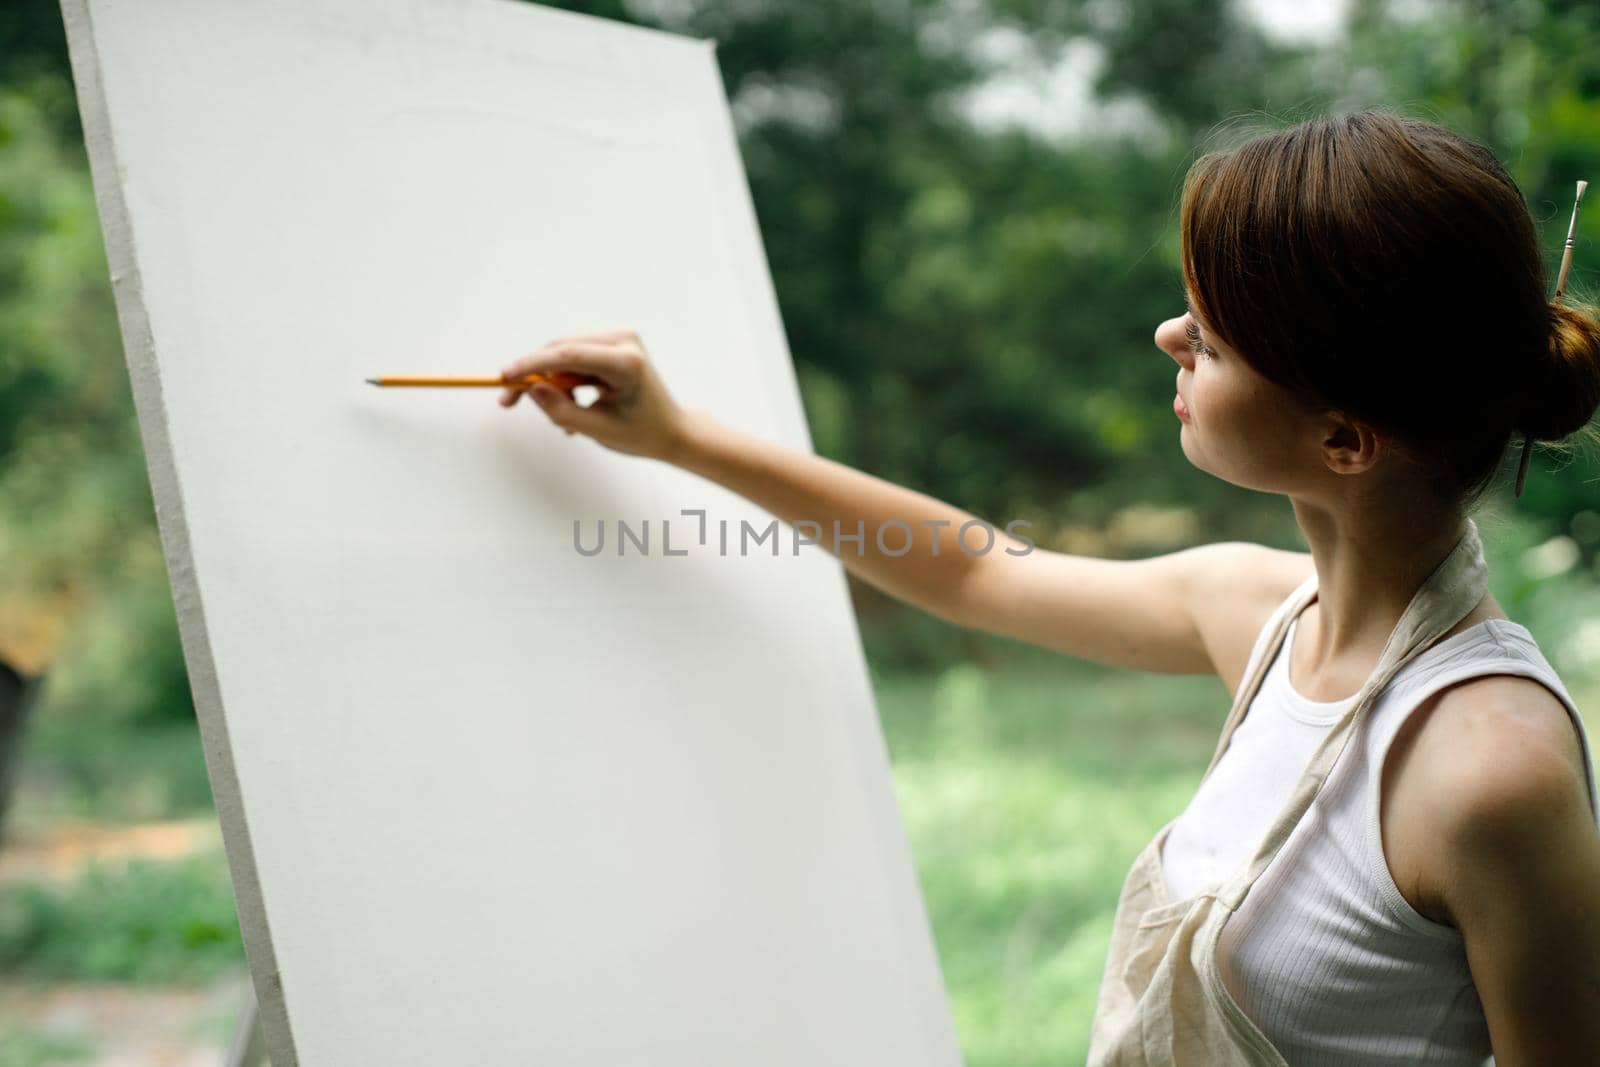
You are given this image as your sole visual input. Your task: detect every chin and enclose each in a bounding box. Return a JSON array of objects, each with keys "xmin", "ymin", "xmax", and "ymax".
[{"xmin": 1178, "ymin": 433, "xmax": 1220, "ymax": 480}]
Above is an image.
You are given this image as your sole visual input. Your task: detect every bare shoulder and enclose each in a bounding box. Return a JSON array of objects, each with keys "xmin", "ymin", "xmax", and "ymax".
[
  {"xmin": 1395, "ymin": 677, "xmax": 1600, "ymax": 1058},
  {"xmin": 1385, "ymin": 671, "xmax": 1594, "ymax": 925},
  {"xmin": 1181, "ymin": 541, "xmax": 1314, "ymax": 697},
  {"xmin": 1404, "ymin": 674, "xmax": 1588, "ymax": 816}
]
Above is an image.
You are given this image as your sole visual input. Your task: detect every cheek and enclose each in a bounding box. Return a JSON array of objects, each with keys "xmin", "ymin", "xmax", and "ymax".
[
  {"xmin": 1192, "ymin": 372, "xmax": 1278, "ymax": 451},
  {"xmin": 1180, "ymin": 366, "xmax": 1315, "ymax": 489},
  {"xmin": 1191, "ymin": 368, "xmax": 1243, "ymax": 422},
  {"xmin": 1198, "ymin": 366, "xmax": 1265, "ymax": 417}
]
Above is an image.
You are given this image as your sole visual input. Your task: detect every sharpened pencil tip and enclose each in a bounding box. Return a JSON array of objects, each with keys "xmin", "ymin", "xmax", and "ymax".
[{"xmin": 364, "ymin": 377, "xmax": 381, "ymax": 386}]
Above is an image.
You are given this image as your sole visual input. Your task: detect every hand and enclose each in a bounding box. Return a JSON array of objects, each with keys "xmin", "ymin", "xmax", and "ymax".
[{"xmin": 499, "ymin": 328, "xmax": 689, "ymax": 462}]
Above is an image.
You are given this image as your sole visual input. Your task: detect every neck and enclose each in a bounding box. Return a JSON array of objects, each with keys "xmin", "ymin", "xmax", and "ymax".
[{"xmin": 1289, "ymin": 496, "xmax": 1468, "ymax": 671}]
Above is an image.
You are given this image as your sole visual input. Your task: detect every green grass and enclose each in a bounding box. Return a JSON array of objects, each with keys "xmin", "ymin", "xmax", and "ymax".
[
  {"xmin": 875, "ymin": 658, "xmax": 1227, "ymax": 1067},
  {"xmin": 11, "ymin": 719, "xmax": 215, "ymax": 825},
  {"xmin": 0, "ymin": 1025, "xmax": 93, "ymax": 1067},
  {"xmin": 0, "ymin": 852, "xmax": 244, "ymax": 983}
]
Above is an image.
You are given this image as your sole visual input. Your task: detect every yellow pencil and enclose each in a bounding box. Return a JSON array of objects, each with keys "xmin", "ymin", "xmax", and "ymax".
[{"xmin": 364, "ymin": 371, "xmax": 603, "ymax": 388}]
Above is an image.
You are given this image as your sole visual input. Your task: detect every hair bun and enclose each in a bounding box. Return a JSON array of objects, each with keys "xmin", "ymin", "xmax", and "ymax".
[{"xmin": 1518, "ymin": 299, "xmax": 1600, "ymax": 441}]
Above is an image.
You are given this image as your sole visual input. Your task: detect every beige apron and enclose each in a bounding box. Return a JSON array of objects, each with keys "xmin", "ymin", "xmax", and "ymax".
[{"xmin": 1086, "ymin": 517, "xmax": 1489, "ymax": 1066}]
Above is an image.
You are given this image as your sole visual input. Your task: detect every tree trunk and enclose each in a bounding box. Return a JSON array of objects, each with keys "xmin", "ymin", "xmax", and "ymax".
[{"xmin": 0, "ymin": 657, "xmax": 42, "ymax": 849}]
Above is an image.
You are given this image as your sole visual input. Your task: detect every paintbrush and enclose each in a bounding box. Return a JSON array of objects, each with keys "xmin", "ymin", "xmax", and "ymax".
[{"xmin": 1516, "ymin": 178, "xmax": 1588, "ymax": 497}]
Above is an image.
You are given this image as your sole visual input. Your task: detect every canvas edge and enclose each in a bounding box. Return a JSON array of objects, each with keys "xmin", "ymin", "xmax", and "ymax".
[{"xmin": 55, "ymin": 1, "xmax": 300, "ymax": 1063}]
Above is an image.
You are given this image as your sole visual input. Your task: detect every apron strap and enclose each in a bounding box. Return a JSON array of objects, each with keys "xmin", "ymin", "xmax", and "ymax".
[
  {"xmin": 1199, "ymin": 571, "xmax": 1320, "ymax": 781},
  {"xmin": 1214, "ymin": 517, "xmax": 1489, "ymax": 910}
]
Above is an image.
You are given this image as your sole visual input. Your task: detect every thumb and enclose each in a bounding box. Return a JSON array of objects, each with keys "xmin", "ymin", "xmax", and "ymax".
[{"xmin": 530, "ymin": 383, "xmax": 603, "ymax": 437}]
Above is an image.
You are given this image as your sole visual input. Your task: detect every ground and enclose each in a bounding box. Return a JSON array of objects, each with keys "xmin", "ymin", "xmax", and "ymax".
[{"xmin": 0, "ymin": 819, "xmax": 247, "ymax": 1067}]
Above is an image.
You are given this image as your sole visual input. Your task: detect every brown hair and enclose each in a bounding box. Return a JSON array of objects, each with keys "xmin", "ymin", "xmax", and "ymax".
[{"xmin": 1178, "ymin": 106, "xmax": 1600, "ymax": 510}]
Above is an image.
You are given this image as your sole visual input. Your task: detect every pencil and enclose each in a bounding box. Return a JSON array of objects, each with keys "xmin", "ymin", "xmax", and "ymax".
[{"xmin": 364, "ymin": 372, "xmax": 603, "ymax": 388}]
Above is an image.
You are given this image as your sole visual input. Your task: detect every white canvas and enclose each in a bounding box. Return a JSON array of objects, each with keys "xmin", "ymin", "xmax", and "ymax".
[{"xmin": 60, "ymin": 1, "xmax": 963, "ymax": 1063}]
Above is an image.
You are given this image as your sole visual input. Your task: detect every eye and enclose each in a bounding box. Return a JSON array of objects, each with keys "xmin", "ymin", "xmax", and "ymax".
[{"xmin": 1184, "ymin": 318, "xmax": 1217, "ymax": 360}]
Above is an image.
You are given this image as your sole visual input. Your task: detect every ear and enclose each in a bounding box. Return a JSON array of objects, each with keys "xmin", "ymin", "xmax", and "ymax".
[{"xmin": 1320, "ymin": 412, "xmax": 1383, "ymax": 476}]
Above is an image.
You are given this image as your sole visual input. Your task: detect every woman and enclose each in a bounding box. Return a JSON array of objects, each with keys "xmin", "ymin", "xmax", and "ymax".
[{"xmin": 499, "ymin": 109, "xmax": 1600, "ymax": 1063}]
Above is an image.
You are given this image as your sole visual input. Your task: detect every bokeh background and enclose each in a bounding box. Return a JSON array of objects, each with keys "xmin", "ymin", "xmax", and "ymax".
[{"xmin": 3, "ymin": 0, "xmax": 1600, "ymax": 1063}]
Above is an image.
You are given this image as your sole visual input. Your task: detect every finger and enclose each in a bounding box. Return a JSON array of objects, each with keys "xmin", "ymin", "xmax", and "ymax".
[
  {"xmin": 529, "ymin": 381, "xmax": 609, "ymax": 437},
  {"xmin": 541, "ymin": 327, "xmax": 639, "ymax": 348},
  {"xmin": 501, "ymin": 374, "xmax": 539, "ymax": 405},
  {"xmin": 502, "ymin": 342, "xmax": 635, "ymax": 383},
  {"xmin": 540, "ymin": 370, "xmax": 606, "ymax": 392},
  {"xmin": 501, "ymin": 342, "xmax": 638, "ymax": 386}
]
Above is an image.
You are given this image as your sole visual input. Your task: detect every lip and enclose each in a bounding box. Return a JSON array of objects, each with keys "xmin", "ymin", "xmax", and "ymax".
[{"xmin": 1174, "ymin": 392, "xmax": 1192, "ymax": 422}]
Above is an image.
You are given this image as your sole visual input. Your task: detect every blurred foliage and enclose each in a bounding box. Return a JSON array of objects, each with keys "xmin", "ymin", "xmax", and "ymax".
[
  {"xmin": 0, "ymin": 1024, "xmax": 92, "ymax": 1067},
  {"xmin": 0, "ymin": 73, "xmax": 186, "ymax": 717},
  {"xmin": 0, "ymin": 852, "xmax": 243, "ymax": 983},
  {"xmin": 18, "ymin": 716, "xmax": 215, "ymax": 823}
]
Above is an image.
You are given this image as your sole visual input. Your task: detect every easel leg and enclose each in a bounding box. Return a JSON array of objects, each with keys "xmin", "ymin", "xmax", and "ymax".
[{"xmin": 227, "ymin": 980, "xmax": 269, "ymax": 1067}]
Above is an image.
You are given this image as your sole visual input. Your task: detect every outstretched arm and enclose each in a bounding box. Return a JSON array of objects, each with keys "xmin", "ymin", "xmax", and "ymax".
[{"xmin": 500, "ymin": 328, "xmax": 1305, "ymax": 679}]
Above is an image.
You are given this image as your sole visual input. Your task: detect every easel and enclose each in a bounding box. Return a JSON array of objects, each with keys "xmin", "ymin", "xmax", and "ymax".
[{"xmin": 227, "ymin": 985, "xmax": 268, "ymax": 1067}]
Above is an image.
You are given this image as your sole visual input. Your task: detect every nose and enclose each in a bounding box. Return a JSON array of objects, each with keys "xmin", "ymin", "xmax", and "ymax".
[{"xmin": 1155, "ymin": 315, "xmax": 1195, "ymax": 371}]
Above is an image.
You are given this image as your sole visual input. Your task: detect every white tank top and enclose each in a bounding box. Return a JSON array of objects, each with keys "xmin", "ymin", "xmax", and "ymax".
[{"xmin": 1160, "ymin": 586, "xmax": 1599, "ymax": 1065}]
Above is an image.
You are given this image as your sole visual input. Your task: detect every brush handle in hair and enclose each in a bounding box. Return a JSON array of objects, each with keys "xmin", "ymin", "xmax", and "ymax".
[{"xmin": 1553, "ymin": 179, "xmax": 1588, "ymax": 305}]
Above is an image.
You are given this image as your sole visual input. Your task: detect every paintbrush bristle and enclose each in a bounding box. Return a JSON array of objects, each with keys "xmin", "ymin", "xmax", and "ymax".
[{"xmin": 364, "ymin": 377, "xmax": 380, "ymax": 385}]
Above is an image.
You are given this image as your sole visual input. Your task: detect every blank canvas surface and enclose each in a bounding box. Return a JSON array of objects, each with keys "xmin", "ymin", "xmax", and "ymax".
[{"xmin": 61, "ymin": 1, "xmax": 962, "ymax": 1063}]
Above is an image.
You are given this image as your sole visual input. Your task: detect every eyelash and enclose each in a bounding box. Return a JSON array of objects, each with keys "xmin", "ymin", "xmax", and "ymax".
[{"xmin": 1184, "ymin": 319, "xmax": 1216, "ymax": 360}]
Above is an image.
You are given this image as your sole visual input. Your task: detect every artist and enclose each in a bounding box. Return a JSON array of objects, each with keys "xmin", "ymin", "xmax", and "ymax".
[{"xmin": 499, "ymin": 108, "xmax": 1600, "ymax": 1064}]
